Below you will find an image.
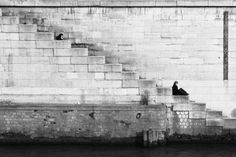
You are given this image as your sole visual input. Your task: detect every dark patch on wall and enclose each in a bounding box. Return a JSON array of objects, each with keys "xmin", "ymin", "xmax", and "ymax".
[
  {"xmin": 89, "ymin": 112, "xmax": 95, "ymax": 120},
  {"xmin": 120, "ymin": 120, "xmax": 131, "ymax": 127},
  {"xmin": 63, "ymin": 110, "xmax": 74, "ymax": 113},
  {"xmin": 136, "ymin": 113, "xmax": 142, "ymax": 119},
  {"xmin": 6, "ymin": 54, "xmax": 14, "ymax": 87},
  {"xmin": 140, "ymin": 90, "xmax": 149, "ymax": 106}
]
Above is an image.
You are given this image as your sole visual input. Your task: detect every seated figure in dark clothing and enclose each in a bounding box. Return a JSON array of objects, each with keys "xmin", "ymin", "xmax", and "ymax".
[
  {"xmin": 172, "ymin": 81, "xmax": 189, "ymax": 96},
  {"xmin": 56, "ymin": 33, "xmax": 64, "ymax": 40}
]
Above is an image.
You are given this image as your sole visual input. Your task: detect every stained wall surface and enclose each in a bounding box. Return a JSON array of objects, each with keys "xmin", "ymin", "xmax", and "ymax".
[{"xmin": 0, "ymin": 104, "xmax": 166, "ymax": 143}]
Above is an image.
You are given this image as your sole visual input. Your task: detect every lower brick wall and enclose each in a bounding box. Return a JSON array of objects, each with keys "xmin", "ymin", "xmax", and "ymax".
[{"xmin": 0, "ymin": 103, "xmax": 166, "ymax": 143}]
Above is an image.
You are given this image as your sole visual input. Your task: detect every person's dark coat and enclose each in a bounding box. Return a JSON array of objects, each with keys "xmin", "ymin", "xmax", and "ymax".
[
  {"xmin": 172, "ymin": 81, "xmax": 189, "ymax": 96},
  {"xmin": 172, "ymin": 84, "xmax": 179, "ymax": 95}
]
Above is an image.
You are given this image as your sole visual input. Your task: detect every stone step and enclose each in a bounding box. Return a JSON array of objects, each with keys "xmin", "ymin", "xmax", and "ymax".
[
  {"xmin": 19, "ymin": 32, "xmax": 54, "ymax": 41},
  {"xmin": 46, "ymin": 25, "xmax": 73, "ymax": 33},
  {"xmin": 0, "ymin": 95, "xmax": 143, "ymax": 105},
  {"xmin": 55, "ymin": 32, "xmax": 82, "ymax": 40},
  {"xmin": 1, "ymin": 24, "xmax": 37, "ymax": 33},
  {"xmin": 36, "ymin": 40, "xmax": 71, "ymax": 49},
  {"xmin": 105, "ymin": 57, "xmax": 119, "ymax": 64},
  {"xmin": 88, "ymin": 56, "xmax": 105, "ymax": 64},
  {"xmin": 122, "ymin": 64, "xmax": 138, "ymax": 72},
  {"xmin": 10, "ymin": 80, "xmax": 123, "ymax": 88},
  {"xmin": 70, "ymin": 56, "xmax": 105, "ymax": 65},
  {"xmin": 140, "ymin": 87, "xmax": 172, "ymax": 96},
  {"xmin": 223, "ymin": 118, "xmax": 236, "ymax": 129},
  {"xmin": 105, "ymin": 72, "xmax": 139, "ymax": 80},
  {"xmin": 88, "ymin": 64, "xmax": 122, "ymax": 72},
  {"xmin": 122, "ymin": 72, "xmax": 139, "ymax": 80},
  {"xmin": 206, "ymin": 110, "xmax": 223, "ymax": 119},
  {"xmin": 173, "ymin": 102, "xmax": 206, "ymax": 111},
  {"xmin": 54, "ymin": 48, "xmax": 88, "ymax": 57},
  {"xmin": 138, "ymin": 79, "xmax": 157, "ymax": 88},
  {"xmin": 156, "ymin": 96, "xmax": 190, "ymax": 104},
  {"xmin": 0, "ymin": 16, "xmax": 19, "ymax": 24},
  {"xmin": 206, "ymin": 119, "xmax": 224, "ymax": 127},
  {"xmin": 0, "ymin": 87, "xmax": 140, "ymax": 96}
]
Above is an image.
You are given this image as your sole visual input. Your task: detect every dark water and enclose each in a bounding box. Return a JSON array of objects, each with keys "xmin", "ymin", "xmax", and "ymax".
[{"xmin": 0, "ymin": 144, "xmax": 236, "ymax": 157}]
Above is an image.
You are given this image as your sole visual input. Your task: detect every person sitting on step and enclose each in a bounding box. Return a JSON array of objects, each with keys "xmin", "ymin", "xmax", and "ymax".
[
  {"xmin": 56, "ymin": 33, "xmax": 64, "ymax": 40},
  {"xmin": 172, "ymin": 81, "xmax": 189, "ymax": 96}
]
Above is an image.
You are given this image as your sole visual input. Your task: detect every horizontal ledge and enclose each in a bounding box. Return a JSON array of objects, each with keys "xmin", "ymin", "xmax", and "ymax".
[
  {"xmin": 1, "ymin": 5, "xmax": 236, "ymax": 8},
  {"xmin": 0, "ymin": 102, "xmax": 166, "ymax": 110}
]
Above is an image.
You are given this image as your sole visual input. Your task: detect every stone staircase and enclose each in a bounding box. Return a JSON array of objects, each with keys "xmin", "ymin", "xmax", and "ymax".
[
  {"xmin": 0, "ymin": 13, "xmax": 159, "ymax": 105},
  {"xmin": 1, "ymin": 10, "xmax": 236, "ymax": 137}
]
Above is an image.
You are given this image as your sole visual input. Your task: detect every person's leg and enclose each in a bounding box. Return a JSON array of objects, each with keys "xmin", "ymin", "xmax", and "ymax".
[{"xmin": 178, "ymin": 88, "xmax": 189, "ymax": 95}]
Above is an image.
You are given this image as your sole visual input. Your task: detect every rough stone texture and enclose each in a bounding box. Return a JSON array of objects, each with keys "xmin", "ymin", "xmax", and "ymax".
[
  {"xmin": 0, "ymin": 0, "xmax": 235, "ymax": 7},
  {"xmin": 224, "ymin": 118, "xmax": 236, "ymax": 129},
  {"xmin": 0, "ymin": 103, "xmax": 166, "ymax": 143}
]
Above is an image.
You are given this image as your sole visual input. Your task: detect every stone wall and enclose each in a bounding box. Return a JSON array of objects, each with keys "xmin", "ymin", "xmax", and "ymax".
[
  {"xmin": 0, "ymin": 7, "xmax": 235, "ymax": 116},
  {"xmin": 0, "ymin": 102, "xmax": 166, "ymax": 144}
]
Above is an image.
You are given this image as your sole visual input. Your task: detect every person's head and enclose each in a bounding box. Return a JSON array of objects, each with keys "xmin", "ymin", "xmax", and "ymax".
[{"xmin": 173, "ymin": 81, "xmax": 178, "ymax": 86}]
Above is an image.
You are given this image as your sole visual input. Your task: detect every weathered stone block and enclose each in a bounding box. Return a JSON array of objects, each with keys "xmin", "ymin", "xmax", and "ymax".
[
  {"xmin": 36, "ymin": 41, "xmax": 71, "ymax": 48},
  {"xmin": 173, "ymin": 102, "xmax": 206, "ymax": 111},
  {"xmin": 54, "ymin": 41, "xmax": 71, "ymax": 48},
  {"xmin": 20, "ymin": 32, "xmax": 54, "ymax": 41},
  {"xmin": 122, "ymin": 80, "xmax": 139, "ymax": 88},
  {"xmin": 189, "ymin": 111, "xmax": 206, "ymax": 119},
  {"xmin": 206, "ymin": 119, "xmax": 224, "ymax": 127},
  {"xmin": 27, "ymin": 49, "xmax": 44, "ymax": 57},
  {"xmin": 224, "ymin": 118, "xmax": 236, "ymax": 129},
  {"xmin": 94, "ymin": 73, "xmax": 105, "ymax": 80},
  {"xmin": 105, "ymin": 73, "xmax": 122, "ymax": 80},
  {"xmin": 36, "ymin": 32, "xmax": 54, "ymax": 40},
  {"xmin": 205, "ymin": 126, "xmax": 223, "ymax": 136},
  {"xmin": 19, "ymin": 33, "xmax": 35, "ymax": 40},
  {"xmin": 156, "ymin": 87, "xmax": 172, "ymax": 96},
  {"xmin": 138, "ymin": 80, "xmax": 156, "ymax": 88},
  {"xmin": 88, "ymin": 56, "xmax": 105, "ymax": 64},
  {"xmin": 0, "ymin": 33, "xmax": 19, "ymax": 40},
  {"xmin": 88, "ymin": 65, "xmax": 104, "ymax": 72},
  {"xmin": 36, "ymin": 41, "xmax": 54, "ymax": 48},
  {"xmin": 50, "ymin": 57, "xmax": 70, "ymax": 64},
  {"xmin": 122, "ymin": 72, "xmax": 139, "ymax": 80},
  {"xmin": 54, "ymin": 48, "xmax": 88, "ymax": 57},
  {"xmin": 0, "ymin": 41, "xmax": 11, "ymax": 48},
  {"xmin": 74, "ymin": 65, "xmax": 88, "ymax": 72},
  {"xmin": 140, "ymin": 88, "xmax": 157, "ymax": 96},
  {"xmin": 173, "ymin": 96, "xmax": 190, "ymax": 103},
  {"xmin": 1, "ymin": 25, "xmax": 18, "ymax": 32},
  {"xmin": 58, "ymin": 65, "xmax": 75, "ymax": 72},
  {"xmin": 18, "ymin": 24, "xmax": 37, "ymax": 32},
  {"xmin": 206, "ymin": 110, "xmax": 223, "ymax": 119},
  {"xmin": 71, "ymin": 57, "xmax": 88, "ymax": 64},
  {"xmin": 11, "ymin": 41, "xmax": 36, "ymax": 48},
  {"xmin": 43, "ymin": 49, "xmax": 54, "ymax": 57},
  {"xmin": 0, "ymin": 16, "xmax": 19, "ymax": 24},
  {"xmin": 104, "ymin": 64, "xmax": 122, "ymax": 72},
  {"xmin": 12, "ymin": 57, "xmax": 30, "ymax": 64}
]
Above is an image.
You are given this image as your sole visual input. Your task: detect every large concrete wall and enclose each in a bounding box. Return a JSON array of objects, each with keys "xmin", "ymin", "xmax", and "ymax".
[{"xmin": 0, "ymin": 103, "xmax": 166, "ymax": 144}]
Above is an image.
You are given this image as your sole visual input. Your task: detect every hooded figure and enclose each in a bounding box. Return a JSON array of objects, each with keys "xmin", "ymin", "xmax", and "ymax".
[
  {"xmin": 56, "ymin": 33, "xmax": 64, "ymax": 40},
  {"xmin": 172, "ymin": 81, "xmax": 189, "ymax": 96}
]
